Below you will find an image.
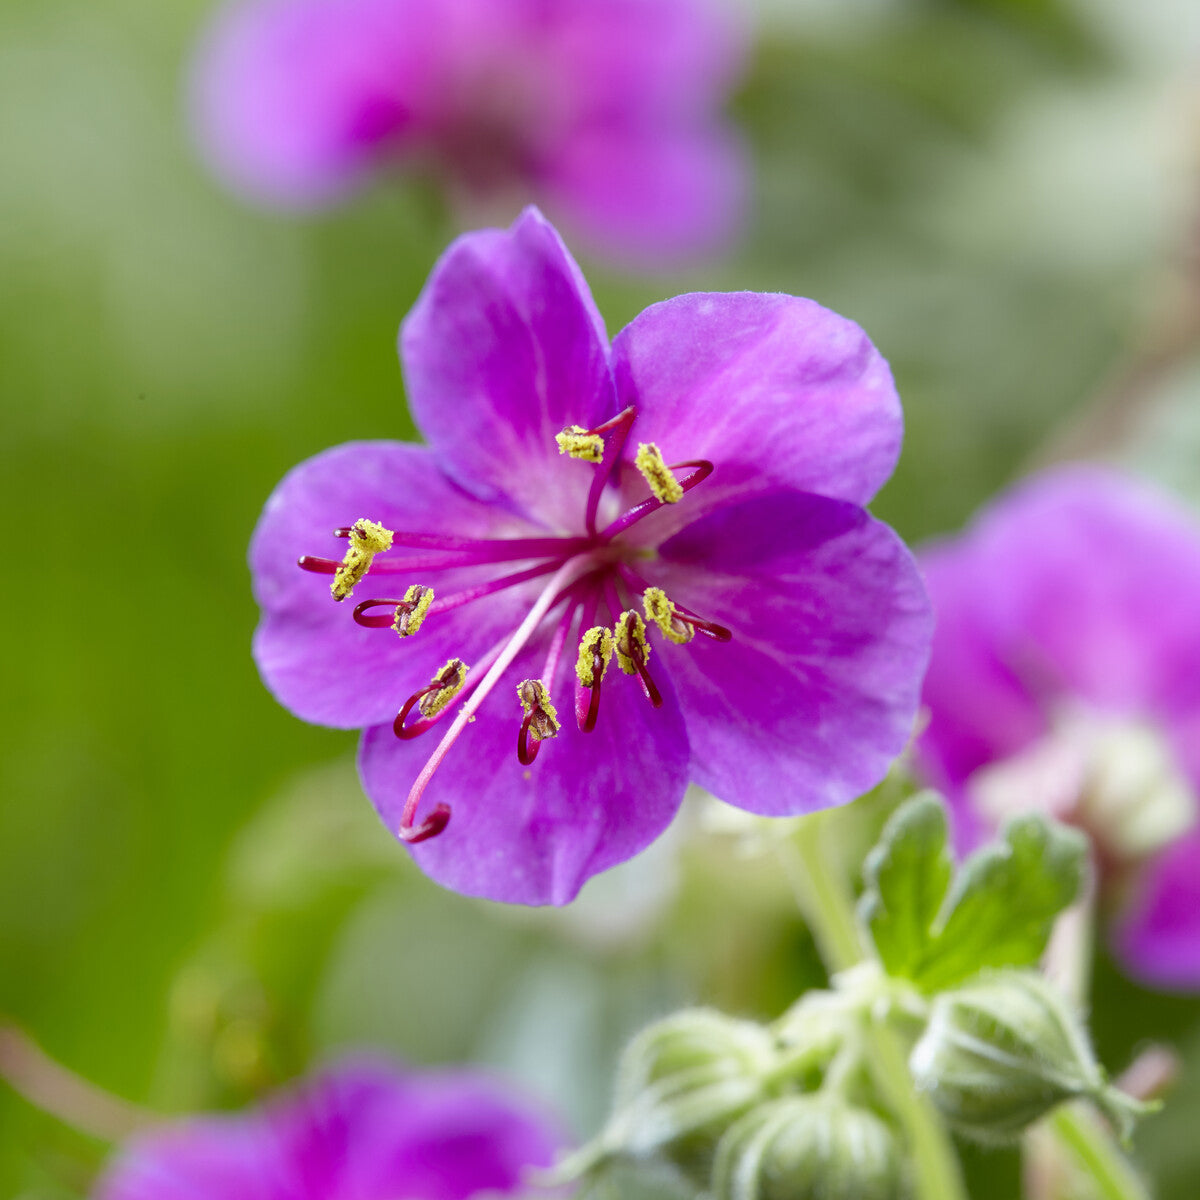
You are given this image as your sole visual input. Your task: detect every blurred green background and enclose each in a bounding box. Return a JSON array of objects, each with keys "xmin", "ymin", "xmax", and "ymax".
[{"xmin": 3, "ymin": 0, "xmax": 1200, "ymax": 1195}]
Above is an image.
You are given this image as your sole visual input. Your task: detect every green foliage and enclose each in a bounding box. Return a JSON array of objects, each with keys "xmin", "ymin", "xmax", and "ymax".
[{"xmin": 860, "ymin": 795, "xmax": 1088, "ymax": 991}]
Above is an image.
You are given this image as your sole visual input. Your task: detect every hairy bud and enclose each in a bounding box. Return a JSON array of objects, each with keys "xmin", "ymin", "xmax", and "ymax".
[
  {"xmin": 600, "ymin": 1009, "xmax": 777, "ymax": 1175},
  {"xmin": 712, "ymin": 1095, "xmax": 905, "ymax": 1200},
  {"xmin": 909, "ymin": 971, "xmax": 1147, "ymax": 1142}
]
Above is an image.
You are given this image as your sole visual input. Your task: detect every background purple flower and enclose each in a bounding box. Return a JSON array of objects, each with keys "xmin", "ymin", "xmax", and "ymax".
[
  {"xmin": 917, "ymin": 465, "xmax": 1200, "ymax": 990},
  {"xmin": 190, "ymin": 0, "xmax": 748, "ymax": 266},
  {"xmin": 93, "ymin": 1057, "xmax": 560, "ymax": 1200},
  {"xmin": 250, "ymin": 208, "xmax": 932, "ymax": 906}
]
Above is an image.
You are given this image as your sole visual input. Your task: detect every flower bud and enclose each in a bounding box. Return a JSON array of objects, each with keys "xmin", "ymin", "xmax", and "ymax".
[
  {"xmin": 602, "ymin": 1009, "xmax": 777, "ymax": 1172},
  {"xmin": 712, "ymin": 1095, "xmax": 905, "ymax": 1200},
  {"xmin": 909, "ymin": 971, "xmax": 1144, "ymax": 1142}
]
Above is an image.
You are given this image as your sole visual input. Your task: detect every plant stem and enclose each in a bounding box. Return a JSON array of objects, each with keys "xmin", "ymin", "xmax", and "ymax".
[
  {"xmin": 783, "ymin": 817, "xmax": 968, "ymax": 1200},
  {"xmin": 1048, "ymin": 1106, "xmax": 1151, "ymax": 1200}
]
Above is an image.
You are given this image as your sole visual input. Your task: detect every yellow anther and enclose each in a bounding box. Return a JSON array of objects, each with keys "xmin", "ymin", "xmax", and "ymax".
[
  {"xmin": 614, "ymin": 611, "xmax": 651, "ymax": 675},
  {"xmin": 643, "ymin": 586, "xmax": 695, "ymax": 645},
  {"xmin": 420, "ymin": 659, "xmax": 468, "ymax": 719},
  {"xmin": 575, "ymin": 626, "xmax": 615, "ymax": 687},
  {"xmin": 331, "ymin": 518, "xmax": 394, "ymax": 601},
  {"xmin": 555, "ymin": 425, "xmax": 605, "ymax": 462},
  {"xmin": 517, "ymin": 679, "xmax": 560, "ymax": 741},
  {"xmin": 634, "ymin": 443, "xmax": 683, "ymax": 504},
  {"xmin": 393, "ymin": 584, "xmax": 434, "ymax": 637}
]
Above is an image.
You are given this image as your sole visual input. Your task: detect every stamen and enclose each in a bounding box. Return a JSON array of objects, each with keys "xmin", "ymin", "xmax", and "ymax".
[
  {"xmin": 394, "ymin": 658, "xmax": 469, "ymax": 739},
  {"xmin": 573, "ymin": 626, "xmax": 612, "ymax": 734},
  {"xmin": 352, "ymin": 585, "xmax": 435, "ymax": 632},
  {"xmin": 614, "ymin": 610, "xmax": 663, "ymax": 708},
  {"xmin": 577, "ymin": 406, "xmax": 637, "ymax": 536},
  {"xmin": 331, "ymin": 519, "xmax": 394, "ymax": 601},
  {"xmin": 642, "ymin": 586, "xmax": 694, "ymax": 645},
  {"xmin": 614, "ymin": 611, "xmax": 650, "ymax": 675},
  {"xmin": 393, "ymin": 584, "xmax": 434, "ymax": 636},
  {"xmin": 634, "ymin": 443, "xmax": 683, "ymax": 504},
  {"xmin": 516, "ymin": 679, "xmax": 560, "ymax": 766},
  {"xmin": 397, "ymin": 556, "xmax": 596, "ymax": 842},
  {"xmin": 618, "ymin": 564, "xmax": 735, "ymax": 643},
  {"xmin": 575, "ymin": 626, "xmax": 614, "ymax": 688},
  {"xmin": 599, "ymin": 459, "xmax": 714, "ymax": 539},
  {"xmin": 555, "ymin": 426, "xmax": 605, "ymax": 462}
]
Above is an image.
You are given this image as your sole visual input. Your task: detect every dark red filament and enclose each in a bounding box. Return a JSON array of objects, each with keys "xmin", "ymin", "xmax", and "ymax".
[
  {"xmin": 517, "ymin": 711, "xmax": 542, "ymax": 766},
  {"xmin": 354, "ymin": 598, "xmax": 407, "ymax": 628}
]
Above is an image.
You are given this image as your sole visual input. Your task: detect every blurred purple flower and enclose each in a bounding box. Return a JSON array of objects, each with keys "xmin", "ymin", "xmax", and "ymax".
[
  {"xmin": 251, "ymin": 207, "xmax": 931, "ymax": 906},
  {"xmin": 189, "ymin": 0, "xmax": 748, "ymax": 266},
  {"xmin": 918, "ymin": 466, "xmax": 1200, "ymax": 990},
  {"xmin": 93, "ymin": 1057, "xmax": 561, "ymax": 1200}
]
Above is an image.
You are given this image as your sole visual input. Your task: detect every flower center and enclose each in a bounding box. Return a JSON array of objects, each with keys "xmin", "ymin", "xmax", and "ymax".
[
  {"xmin": 295, "ymin": 405, "xmax": 731, "ymax": 842},
  {"xmin": 968, "ymin": 707, "xmax": 1197, "ymax": 879}
]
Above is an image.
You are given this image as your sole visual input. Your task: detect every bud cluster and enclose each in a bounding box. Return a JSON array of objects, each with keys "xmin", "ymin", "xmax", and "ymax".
[{"xmin": 556, "ymin": 798, "xmax": 1153, "ymax": 1200}]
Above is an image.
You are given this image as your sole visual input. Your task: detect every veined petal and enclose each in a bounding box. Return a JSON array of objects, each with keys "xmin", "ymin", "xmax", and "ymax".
[
  {"xmin": 400, "ymin": 207, "xmax": 617, "ymax": 526},
  {"xmin": 610, "ymin": 292, "xmax": 902, "ymax": 512},
  {"xmin": 251, "ymin": 441, "xmax": 544, "ymax": 728},
  {"xmin": 1113, "ymin": 832, "xmax": 1200, "ymax": 991},
  {"xmin": 359, "ymin": 658, "xmax": 689, "ymax": 905},
  {"xmin": 651, "ymin": 490, "xmax": 932, "ymax": 815}
]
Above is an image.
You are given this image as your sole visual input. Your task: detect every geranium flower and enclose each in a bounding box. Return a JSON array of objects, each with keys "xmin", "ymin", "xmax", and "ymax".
[
  {"xmin": 189, "ymin": 0, "xmax": 747, "ymax": 266},
  {"xmin": 251, "ymin": 207, "xmax": 931, "ymax": 905},
  {"xmin": 93, "ymin": 1058, "xmax": 559, "ymax": 1199},
  {"xmin": 917, "ymin": 466, "xmax": 1200, "ymax": 990}
]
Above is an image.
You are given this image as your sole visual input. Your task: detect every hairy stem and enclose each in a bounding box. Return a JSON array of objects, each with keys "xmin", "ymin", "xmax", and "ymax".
[
  {"xmin": 1048, "ymin": 1106, "xmax": 1151, "ymax": 1200},
  {"xmin": 783, "ymin": 817, "xmax": 968, "ymax": 1200}
]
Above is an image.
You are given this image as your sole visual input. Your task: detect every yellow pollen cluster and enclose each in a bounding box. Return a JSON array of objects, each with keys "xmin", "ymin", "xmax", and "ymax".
[
  {"xmin": 575, "ymin": 626, "xmax": 615, "ymax": 687},
  {"xmin": 555, "ymin": 425, "xmax": 605, "ymax": 462},
  {"xmin": 517, "ymin": 679, "xmax": 560, "ymax": 741},
  {"xmin": 634, "ymin": 443, "xmax": 683, "ymax": 504},
  {"xmin": 393, "ymin": 584, "xmax": 434, "ymax": 637},
  {"xmin": 614, "ymin": 611, "xmax": 650, "ymax": 674},
  {"xmin": 643, "ymin": 586, "xmax": 694, "ymax": 644},
  {"xmin": 420, "ymin": 659, "xmax": 468, "ymax": 718},
  {"xmin": 331, "ymin": 518, "xmax": 394, "ymax": 601}
]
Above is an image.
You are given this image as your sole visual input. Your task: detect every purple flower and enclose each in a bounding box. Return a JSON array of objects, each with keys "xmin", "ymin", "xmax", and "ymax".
[
  {"xmin": 189, "ymin": 0, "xmax": 747, "ymax": 266},
  {"xmin": 251, "ymin": 207, "xmax": 931, "ymax": 905},
  {"xmin": 93, "ymin": 1057, "xmax": 561, "ymax": 1200},
  {"xmin": 917, "ymin": 466, "xmax": 1200, "ymax": 990}
]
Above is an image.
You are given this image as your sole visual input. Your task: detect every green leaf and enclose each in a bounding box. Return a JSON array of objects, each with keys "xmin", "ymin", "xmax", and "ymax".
[
  {"xmin": 914, "ymin": 814, "xmax": 1088, "ymax": 992},
  {"xmin": 860, "ymin": 797, "xmax": 1089, "ymax": 992},
  {"xmin": 858, "ymin": 793, "xmax": 953, "ymax": 978}
]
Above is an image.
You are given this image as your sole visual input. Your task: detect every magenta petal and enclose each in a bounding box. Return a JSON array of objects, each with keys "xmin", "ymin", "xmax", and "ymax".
[
  {"xmin": 916, "ymin": 542, "xmax": 1047, "ymax": 797},
  {"xmin": 190, "ymin": 0, "xmax": 435, "ymax": 208},
  {"xmin": 611, "ymin": 293, "xmax": 902, "ymax": 512},
  {"xmin": 542, "ymin": 121, "xmax": 746, "ymax": 267},
  {"xmin": 652, "ymin": 490, "xmax": 931, "ymax": 815},
  {"xmin": 95, "ymin": 1058, "xmax": 561, "ymax": 1200},
  {"xmin": 400, "ymin": 208, "xmax": 617, "ymax": 525},
  {"xmin": 359, "ymin": 662, "xmax": 689, "ymax": 905},
  {"xmin": 971, "ymin": 467, "xmax": 1200, "ymax": 720},
  {"xmin": 251, "ymin": 441, "xmax": 544, "ymax": 728},
  {"xmin": 1113, "ymin": 832, "xmax": 1200, "ymax": 991},
  {"xmin": 338, "ymin": 1068, "xmax": 561, "ymax": 1199},
  {"xmin": 917, "ymin": 466, "xmax": 1200, "ymax": 803}
]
